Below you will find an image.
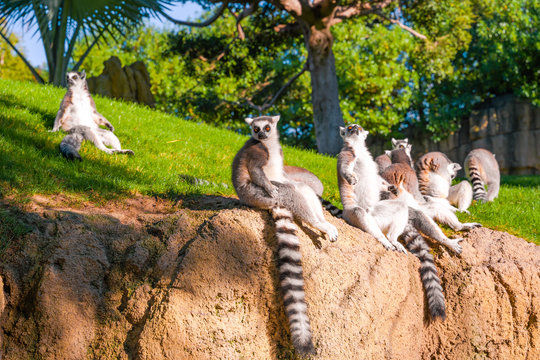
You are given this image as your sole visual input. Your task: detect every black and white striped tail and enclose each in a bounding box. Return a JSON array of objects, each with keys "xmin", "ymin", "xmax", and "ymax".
[
  {"xmin": 59, "ymin": 133, "xmax": 83, "ymax": 161},
  {"xmin": 319, "ymin": 197, "xmax": 343, "ymax": 218},
  {"xmin": 271, "ymin": 207, "xmax": 316, "ymax": 355},
  {"xmin": 468, "ymin": 165, "xmax": 488, "ymax": 202},
  {"xmin": 403, "ymin": 230, "xmax": 446, "ymax": 320}
]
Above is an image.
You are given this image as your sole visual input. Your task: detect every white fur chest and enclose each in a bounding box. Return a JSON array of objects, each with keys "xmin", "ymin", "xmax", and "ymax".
[
  {"xmin": 263, "ymin": 144, "xmax": 286, "ymax": 182},
  {"xmin": 68, "ymin": 88, "xmax": 96, "ymax": 128},
  {"xmin": 427, "ymin": 173, "xmax": 450, "ymax": 198},
  {"xmin": 352, "ymin": 145, "xmax": 380, "ymax": 208}
]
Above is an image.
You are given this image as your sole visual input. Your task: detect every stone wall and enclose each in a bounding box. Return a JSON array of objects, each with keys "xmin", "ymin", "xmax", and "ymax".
[
  {"xmin": 87, "ymin": 56, "xmax": 155, "ymax": 107},
  {"xmin": 370, "ymin": 94, "xmax": 540, "ymax": 175}
]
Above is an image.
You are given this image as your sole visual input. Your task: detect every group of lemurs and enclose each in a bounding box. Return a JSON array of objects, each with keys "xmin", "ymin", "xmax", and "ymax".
[
  {"xmin": 231, "ymin": 117, "xmax": 499, "ymax": 356},
  {"xmin": 53, "ymin": 71, "xmax": 500, "ymax": 356}
]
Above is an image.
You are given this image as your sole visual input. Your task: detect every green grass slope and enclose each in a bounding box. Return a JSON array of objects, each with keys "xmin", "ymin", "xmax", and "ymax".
[{"xmin": 0, "ymin": 79, "xmax": 538, "ymax": 243}]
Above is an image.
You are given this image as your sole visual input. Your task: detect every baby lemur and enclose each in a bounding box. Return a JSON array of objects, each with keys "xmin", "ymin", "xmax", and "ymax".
[
  {"xmin": 231, "ymin": 115, "xmax": 338, "ymax": 355},
  {"xmin": 51, "ymin": 71, "xmax": 133, "ymax": 160},
  {"xmin": 464, "ymin": 148, "xmax": 500, "ymax": 202}
]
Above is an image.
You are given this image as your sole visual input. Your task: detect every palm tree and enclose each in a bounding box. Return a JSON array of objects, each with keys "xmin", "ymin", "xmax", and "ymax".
[{"xmin": 0, "ymin": 0, "xmax": 174, "ymax": 85}]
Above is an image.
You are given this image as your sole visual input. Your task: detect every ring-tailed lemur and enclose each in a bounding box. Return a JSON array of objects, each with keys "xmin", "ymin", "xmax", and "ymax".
[
  {"xmin": 464, "ymin": 148, "xmax": 500, "ymax": 202},
  {"xmin": 337, "ymin": 125, "xmax": 409, "ymax": 252},
  {"xmin": 375, "ymin": 137, "xmax": 412, "ymax": 174},
  {"xmin": 383, "ymin": 149, "xmax": 481, "ymax": 233},
  {"xmin": 51, "ymin": 71, "xmax": 134, "ymax": 160},
  {"xmin": 416, "ymin": 152, "xmax": 473, "ymax": 212},
  {"xmin": 231, "ymin": 115, "xmax": 338, "ymax": 355}
]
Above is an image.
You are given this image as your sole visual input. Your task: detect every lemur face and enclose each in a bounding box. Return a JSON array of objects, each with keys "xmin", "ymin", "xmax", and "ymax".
[
  {"xmin": 392, "ymin": 138, "xmax": 409, "ymax": 150},
  {"xmin": 66, "ymin": 71, "xmax": 86, "ymax": 87},
  {"xmin": 245, "ymin": 115, "xmax": 280, "ymax": 141},
  {"xmin": 448, "ymin": 163, "xmax": 462, "ymax": 179},
  {"xmin": 339, "ymin": 124, "xmax": 369, "ymax": 142}
]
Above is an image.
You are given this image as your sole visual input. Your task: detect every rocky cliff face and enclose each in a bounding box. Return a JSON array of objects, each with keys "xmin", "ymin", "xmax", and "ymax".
[{"xmin": 0, "ymin": 195, "xmax": 538, "ymax": 359}]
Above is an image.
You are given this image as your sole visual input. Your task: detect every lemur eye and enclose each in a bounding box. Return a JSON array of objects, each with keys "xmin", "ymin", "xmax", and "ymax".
[
  {"xmin": 347, "ymin": 126, "xmax": 352, "ymax": 130},
  {"xmin": 253, "ymin": 127, "xmax": 260, "ymax": 133},
  {"xmin": 73, "ymin": 75, "xmax": 78, "ymax": 80},
  {"xmin": 264, "ymin": 125, "xmax": 271, "ymax": 132},
  {"xmin": 399, "ymin": 145, "xmax": 405, "ymax": 149}
]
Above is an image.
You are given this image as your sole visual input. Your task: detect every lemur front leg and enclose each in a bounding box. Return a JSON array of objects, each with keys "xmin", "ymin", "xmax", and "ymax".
[
  {"xmin": 50, "ymin": 108, "xmax": 67, "ymax": 132},
  {"xmin": 249, "ymin": 167, "xmax": 278, "ymax": 198},
  {"xmin": 93, "ymin": 111, "xmax": 115, "ymax": 132},
  {"xmin": 339, "ymin": 160, "xmax": 357, "ymax": 185}
]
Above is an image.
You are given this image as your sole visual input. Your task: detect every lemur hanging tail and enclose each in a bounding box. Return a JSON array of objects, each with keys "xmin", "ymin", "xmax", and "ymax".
[
  {"xmin": 467, "ymin": 162, "xmax": 488, "ymax": 202},
  {"xmin": 271, "ymin": 206, "xmax": 316, "ymax": 355},
  {"xmin": 402, "ymin": 229, "xmax": 446, "ymax": 320}
]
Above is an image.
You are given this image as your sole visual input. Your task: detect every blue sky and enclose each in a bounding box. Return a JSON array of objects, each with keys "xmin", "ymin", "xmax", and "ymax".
[{"xmin": 10, "ymin": 2, "xmax": 203, "ymax": 67}]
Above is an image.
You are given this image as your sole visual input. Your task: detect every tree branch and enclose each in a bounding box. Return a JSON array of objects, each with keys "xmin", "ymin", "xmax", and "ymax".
[
  {"xmin": 72, "ymin": 26, "xmax": 107, "ymax": 72},
  {"xmin": 375, "ymin": 12, "xmax": 427, "ymax": 41},
  {"xmin": 0, "ymin": 29, "xmax": 45, "ymax": 83},
  {"xmin": 229, "ymin": 2, "xmax": 258, "ymax": 40},
  {"xmin": 161, "ymin": 2, "xmax": 229, "ymax": 27},
  {"xmin": 220, "ymin": 62, "xmax": 308, "ymax": 114},
  {"xmin": 331, "ymin": 0, "xmax": 394, "ymax": 26}
]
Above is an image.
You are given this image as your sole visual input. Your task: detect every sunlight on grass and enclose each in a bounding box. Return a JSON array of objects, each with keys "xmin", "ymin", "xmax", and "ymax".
[{"xmin": 0, "ymin": 79, "xmax": 538, "ymax": 243}]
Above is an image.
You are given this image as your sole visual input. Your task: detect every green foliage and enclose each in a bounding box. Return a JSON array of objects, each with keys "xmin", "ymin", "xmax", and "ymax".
[
  {"xmin": 0, "ymin": 32, "xmax": 35, "ymax": 82},
  {"xmin": 412, "ymin": 0, "xmax": 540, "ymax": 138}
]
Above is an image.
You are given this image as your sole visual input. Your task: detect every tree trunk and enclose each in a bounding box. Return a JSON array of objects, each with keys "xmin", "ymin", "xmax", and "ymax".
[{"xmin": 306, "ymin": 26, "xmax": 344, "ymax": 155}]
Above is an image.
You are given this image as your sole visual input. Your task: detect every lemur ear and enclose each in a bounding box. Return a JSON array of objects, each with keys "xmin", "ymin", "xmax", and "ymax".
[
  {"xmin": 339, "ymin": 126, "xmax": 346, "ymax": 138},
  {"xmin": 404, "ymin": 138, "xmax": 408, "ymax": 143},
  {"xmin": 361, "ymin": 129, "xmax": 369, "ymax": 139},
  {"xmin": 245, "ymin": 117, "xmax": 254, "ymax": 125},
  {"xmin": 270, "ymin": 115, "xmax": 280, "ymax": 124},
  {"xmin": 391, "ymin": 138, "xmax": 398, "ymax": 146},
  {"xmin": 80, "ymin": 70, "xmax": 86, "ymax": 79},
  {"xmin": 453, "ymin": 163, "xmax": 462, "ymax": 171},
  {"xmin": 385, "ymin": 150, "xmax": 391, "ymax": 157}
]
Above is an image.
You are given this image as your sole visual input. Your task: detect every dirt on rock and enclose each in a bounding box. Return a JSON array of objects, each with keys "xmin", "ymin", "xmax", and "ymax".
[{"xmin": 0, "ymin": 195, "xmax": 538, "ymax": 359}]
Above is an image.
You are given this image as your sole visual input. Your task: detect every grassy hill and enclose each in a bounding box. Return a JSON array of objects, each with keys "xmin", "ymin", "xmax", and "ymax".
[{"xmin": 0, "ymin": 79, "xmax": 538, "ymax": 243}]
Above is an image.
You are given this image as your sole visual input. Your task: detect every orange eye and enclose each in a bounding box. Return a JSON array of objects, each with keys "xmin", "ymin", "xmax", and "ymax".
[
  {"xmin": 399, "ymin": 145, "xmax": 404, "ymax": 149},
  {"xmin": 265, "ymin": 125, "xmax": 270, "ymax": 132},
  {"xmin": 347, "ymin": 126, "xmax": 352, "ymax": 130},
  {"xmin": 253, "ymin": 127, "xmax": 260, "ymax": 133}
]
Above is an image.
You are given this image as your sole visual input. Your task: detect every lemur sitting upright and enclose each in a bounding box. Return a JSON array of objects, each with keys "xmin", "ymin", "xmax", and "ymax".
[
  {"xmin": 51, "ymin": 71, "xmax": 134, "ymax": 160},
  {"xmin": 231, "ymin": 115, "xmax": 338, "ymax": 356}
]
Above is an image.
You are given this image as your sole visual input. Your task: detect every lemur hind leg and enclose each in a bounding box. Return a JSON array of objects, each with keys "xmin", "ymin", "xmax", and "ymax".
[
  {"xmin": 371, "ymin": 200, "xmax": 409, "ymax": 253},
  {"xmin": 407, "ymin": 208, "xmax": 463, "ymax": 254},
  {"xmin": 343, "ymin": 206, "xmax": 397, "ymax": 251},
  {"xmin": 275, "ymin": 182, "xmax": 338, "ymax": 242},
  {"xmin": 99, "ymin": 128, "xmax": 134, "ymax": 155}
]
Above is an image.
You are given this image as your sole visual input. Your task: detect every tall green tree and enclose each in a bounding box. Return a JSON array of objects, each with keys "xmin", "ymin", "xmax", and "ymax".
[{"xmin": 0, "ymin": 0, "xmax": 173, "ymax": 85}]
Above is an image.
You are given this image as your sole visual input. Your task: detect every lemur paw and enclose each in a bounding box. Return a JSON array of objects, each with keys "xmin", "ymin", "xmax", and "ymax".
[
  {"xmin": 345, "ymin": 174, "xmax": 357, "ymax": 185},
  {"xmin": 392, "ymin": 242, "xmax": 407, "ymax": 253},
  {"xmin": 378, "ymin": 239, "xmax": 396, "ymax": 251},
  {"xmin": 326, "ymin": 224, "xmax": 338, "ymax": 242},
  {"xmin": 447, "ymin": 238, "xmax": 463, "ymax": 254},
  {"xmin": 268, "ymin": 187, "xmax": 279, "ymax": 198},
  {"xmin": 462, "ymin": 222, "xmax": 482, "ymax": 231},
  {"xmin": 107, "ymin": 124, "xmax": 115, "ymax": 132}
]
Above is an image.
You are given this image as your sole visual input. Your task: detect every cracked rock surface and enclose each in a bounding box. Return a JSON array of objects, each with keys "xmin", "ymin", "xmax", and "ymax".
[{"xmin": 0, "ymin": 195, "xmax": 538, "ymax": 359}]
